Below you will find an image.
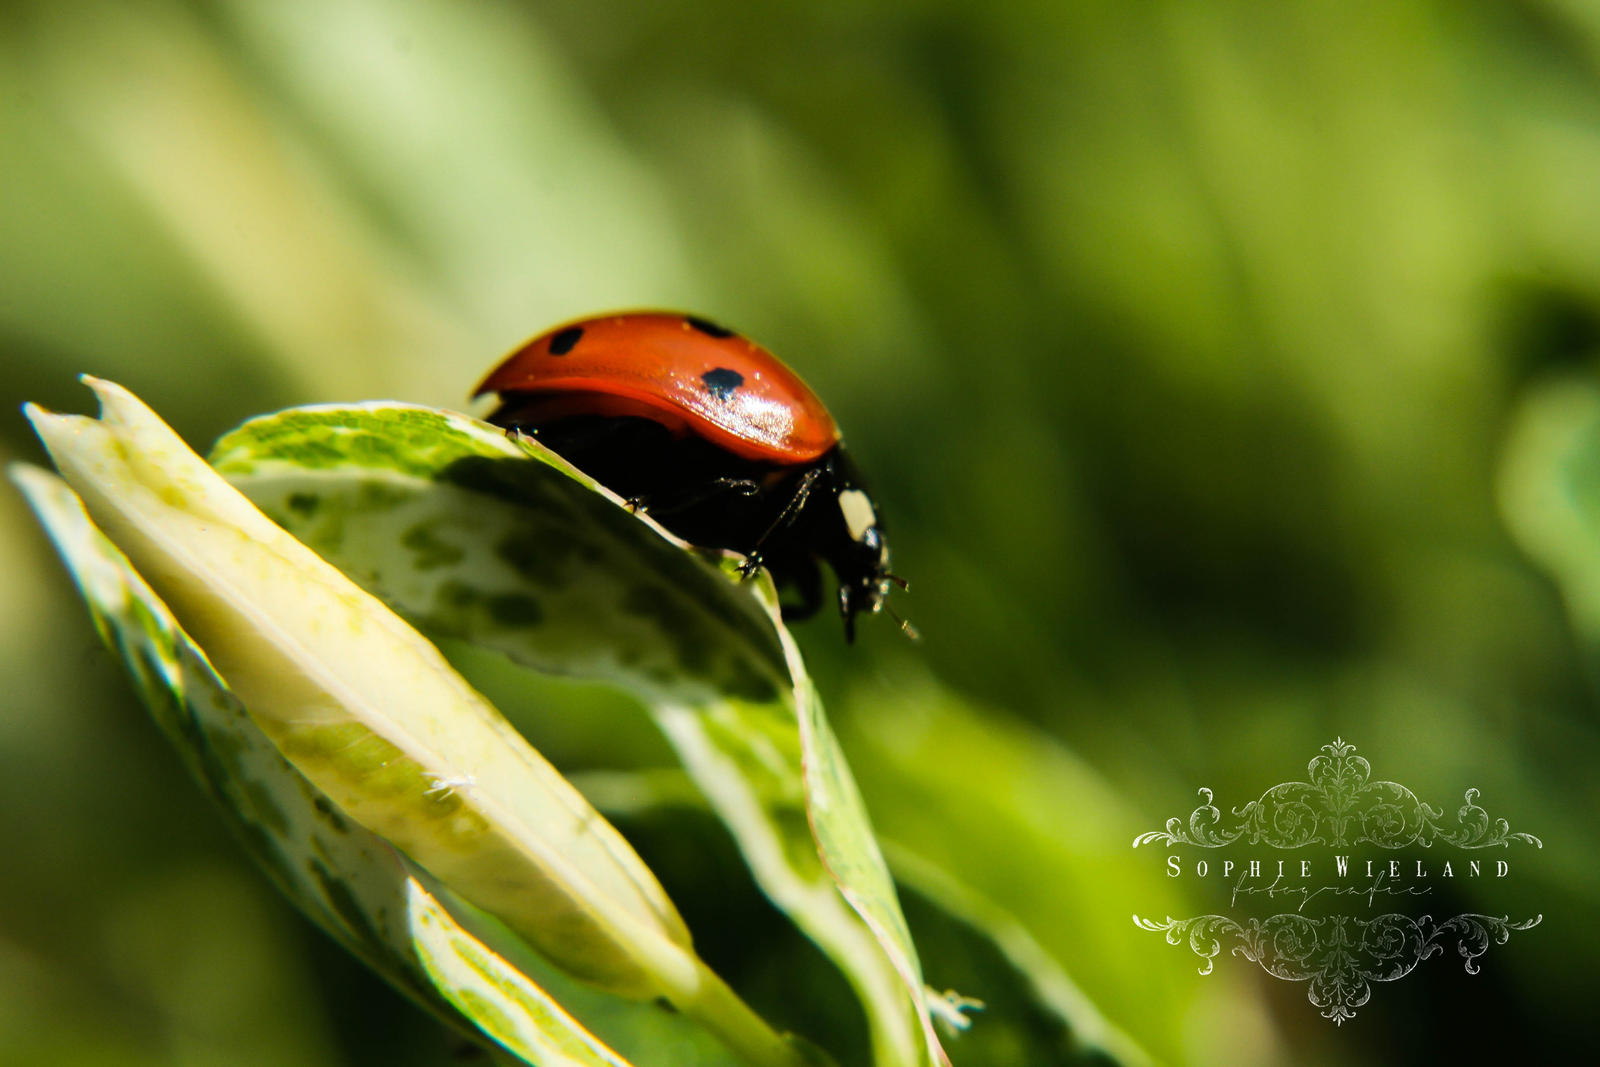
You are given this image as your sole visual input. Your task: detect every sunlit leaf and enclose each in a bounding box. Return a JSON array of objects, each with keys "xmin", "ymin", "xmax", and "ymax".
[
  {"xmin": 213, "ymin": 402, "xmax": 950, "ymax": 1066},
  {"xmin": 9, "ymin": 464, "xmax": 648, "ymax": 1067},
  {"xmin": 21, "ymin": 380, "xmax": 811, "ymax": 1067}
]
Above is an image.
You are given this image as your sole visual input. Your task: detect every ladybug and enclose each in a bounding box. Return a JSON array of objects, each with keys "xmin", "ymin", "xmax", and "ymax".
[{"xmin": 474, "ymin": 311, "xmax": 907, "ymax": 641}]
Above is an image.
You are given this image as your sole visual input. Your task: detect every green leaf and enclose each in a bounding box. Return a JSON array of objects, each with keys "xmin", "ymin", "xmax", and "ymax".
[
  {"xmin": 213, "ymin": 402, "xmax": 949, "ymax": 1066},
  {"xmin": 834, "ymin": 679, "xmax": 1181, "ymax": 1065},
  {"xmin": 22, "ymin": 380, "xmax": 812, "ymax": 1067},
  {"xmin": 884, "ymin": 848, "xmax": 1153, "ymax": 1067},
  {"xmin": 27, "ymin": 382, "xmax": 688, "ymax": 992},
  {"xmin": 213, "ymin": 402, "xmax": 789, "ymax": 704},
  {"xmin": 567, "ymin": 765, "xmax": 1152, "ymax": 1066},
  {"xmin": 9, "ymin": 464, "xmax": 656, "ymax": 1067}
]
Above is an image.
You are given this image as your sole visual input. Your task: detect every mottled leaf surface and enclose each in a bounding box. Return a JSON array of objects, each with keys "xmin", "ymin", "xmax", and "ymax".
[{"xmin": 213, "ymin": 403, "xmax": 947, "ymax": 1066}]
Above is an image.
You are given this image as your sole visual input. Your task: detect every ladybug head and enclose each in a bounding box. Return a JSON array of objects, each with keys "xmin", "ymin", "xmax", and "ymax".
[{"xmin": 829, "ymin": 471, "xmax": 912, "ymax": 643}]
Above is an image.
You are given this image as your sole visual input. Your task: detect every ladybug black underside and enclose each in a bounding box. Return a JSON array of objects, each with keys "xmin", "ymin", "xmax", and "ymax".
[{"xmin": 486, "ymin": 410, "xmax": 873, "ymax": 625}]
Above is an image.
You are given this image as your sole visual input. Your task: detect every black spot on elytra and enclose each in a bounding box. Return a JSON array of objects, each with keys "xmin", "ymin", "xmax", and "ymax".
[
  {"xmin": 687, "ymin": 316, "xmax": 735, "ymax": 339},
  {"xmin": 702, "ymin": 367, "xmax": 744, "ymax": 401},
  {"xmin": 548, "ymin": 326, "xmax": 583, "ymax": 355}
]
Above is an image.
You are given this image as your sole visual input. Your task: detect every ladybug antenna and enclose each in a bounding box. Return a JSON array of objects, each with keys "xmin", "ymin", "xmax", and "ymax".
[
  {"xmin": 885, "ymin": 602, "xmax": 920, "ymax": 642},
  {"xmin": 883, "ymin": 572, "xmax": 910, "ymax": 592}
]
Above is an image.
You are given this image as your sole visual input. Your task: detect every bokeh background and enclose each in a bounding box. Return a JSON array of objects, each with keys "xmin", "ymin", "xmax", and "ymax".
[{"xmin": 3, "ymin": 1, "xmax": 1598, "ymax": 1064}]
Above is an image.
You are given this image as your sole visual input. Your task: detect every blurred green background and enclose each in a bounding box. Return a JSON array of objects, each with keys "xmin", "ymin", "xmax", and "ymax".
[{"xmin": 4, "ymin": 0, "xmax": 1598, "ymax": 1064}]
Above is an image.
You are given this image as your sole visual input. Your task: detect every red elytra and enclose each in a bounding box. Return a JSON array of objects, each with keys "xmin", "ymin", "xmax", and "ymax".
[
  {"xmin": 474, "ymin": 310, "xmax": 909, "ymax": 641},
  {"xmin": 472, "ymin": 312, "xmax": 840, "ymax": 464}
]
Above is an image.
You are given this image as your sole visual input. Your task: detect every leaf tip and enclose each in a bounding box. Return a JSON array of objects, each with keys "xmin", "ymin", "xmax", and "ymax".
[
  {"xmin": 20, "ymin": 400, "xmax": 90, "ymax": 463},
  {"xmin": 20, "ymin": 400, "xmax": 56, "ymax": 432},
  {"xmin": 78, "ymin": 375, "xmax": 152, "ymax": 430}
]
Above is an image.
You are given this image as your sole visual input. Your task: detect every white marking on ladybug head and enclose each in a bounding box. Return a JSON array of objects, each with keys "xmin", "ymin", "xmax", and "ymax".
[{"xmin": 839, "ymin": 488, "xmax": 876, "ymax": 543}]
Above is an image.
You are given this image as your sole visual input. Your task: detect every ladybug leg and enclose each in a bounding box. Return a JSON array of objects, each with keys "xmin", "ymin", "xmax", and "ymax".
[
  {"xmin": 638, "ymin": 477, "xmax": 761, "ymax": 517},
  {"xmin": 840, "ymin": 586, "xmax": 857, "ymax": 644},
  {"xmin": 713, "ymin": 476, "xmax": 764, "ymax": 495},
  {"xmin": 741, "ymin": 467, "xmax": 821, "ymax": 565}
]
